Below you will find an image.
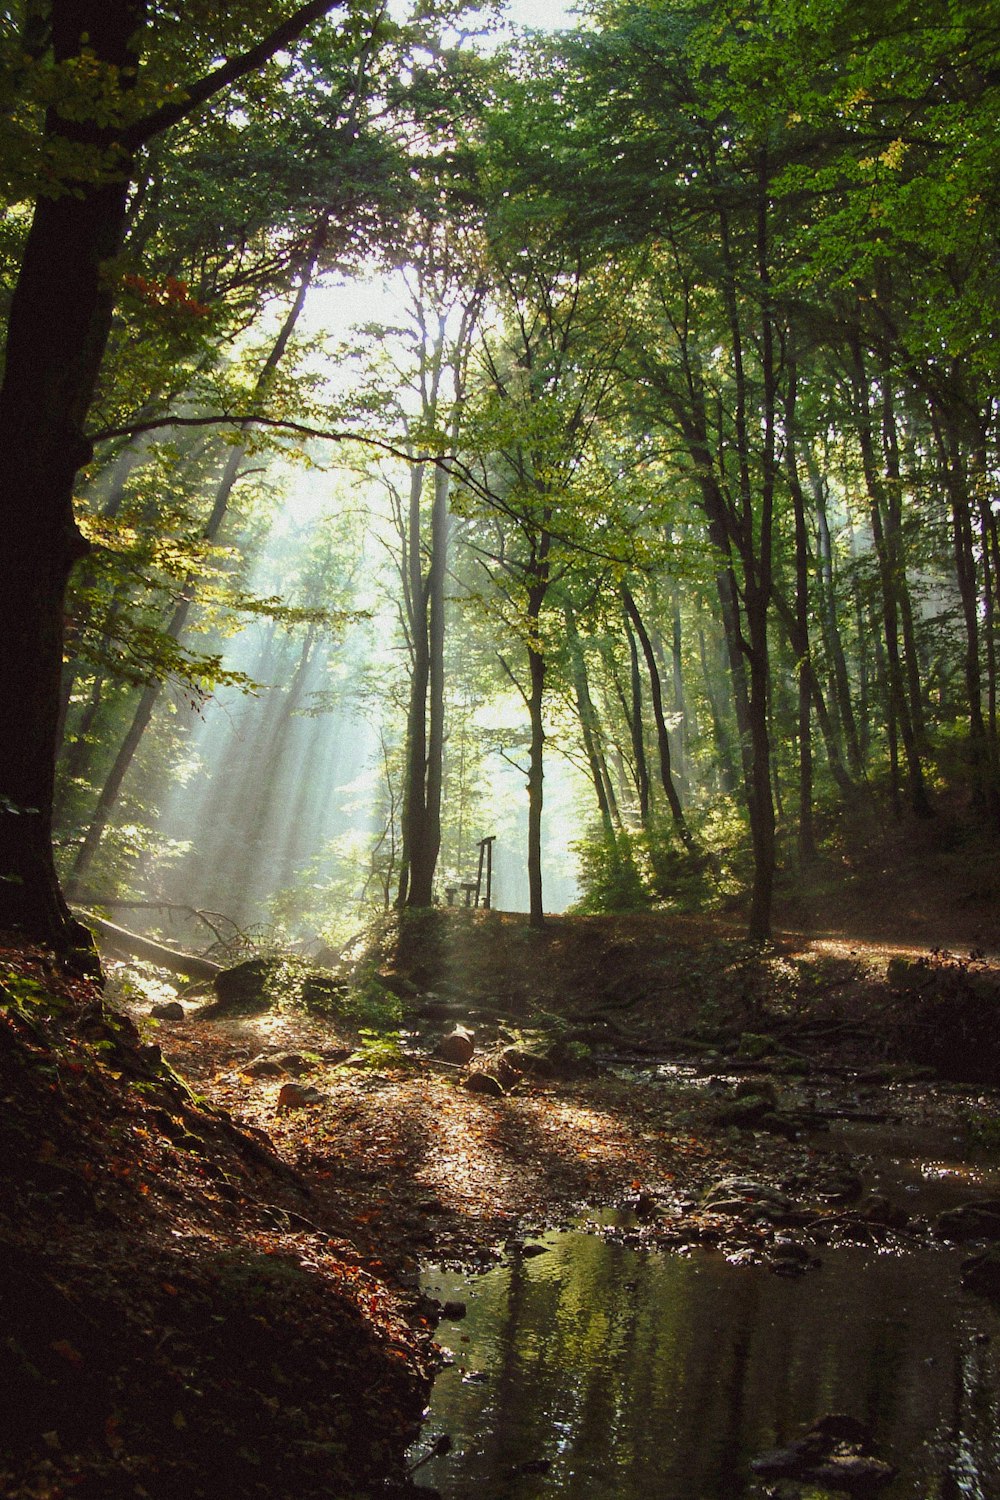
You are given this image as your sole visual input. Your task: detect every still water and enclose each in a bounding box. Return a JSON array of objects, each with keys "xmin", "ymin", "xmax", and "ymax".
[{"xmin": 414, "ymin": 1234, "xmax": 1000, "ymax": 1499}]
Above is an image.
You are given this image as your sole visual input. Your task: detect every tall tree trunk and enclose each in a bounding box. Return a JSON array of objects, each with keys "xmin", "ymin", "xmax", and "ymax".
[
  {"xmin": 623, "ymin": 613, "xmax": 651, "ymax": 824},
  {"xmin": 622, "ymin": 584, "xmax": 690, "ymax": 843},
  {"xmin": 880, "ymin": 374, "xmax": 926, "ymax": 743},
  {"xmin": 783, "ymin": 365, "xmax": 817, "ymax": 862},
  {"xmin": 850, "ymin": 341, "xmax": 932, "ymax": 819},
  {"xmin": 808, "ymin": 457, "xmax": 865, "ymax": 777},
  {"xmin": 405, "ymin": 457, "xmax": 450, "ymax": 907},
  {"xmin": 0, "ymin": 0, "xmax": 351, "ymax": 945},
  {"xmin": 698, "ymin": 627, "xmax": 738, "ymax": 794},
  {"xmin": 526, "ymin": 607, "xmax": 546, "ymax": 930},
  {"xmin": 932, "ymin": 404, "xmax": 1000, "ymax": 822},
  {"xmin": 565, "ymin": 605, "xmax": 616, "ymax": 838},
  {"xmin": 0, "ymin": 1, "xmax": 143, "ymax": 945}
]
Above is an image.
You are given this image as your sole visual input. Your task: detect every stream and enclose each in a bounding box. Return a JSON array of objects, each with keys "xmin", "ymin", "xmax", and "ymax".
[
  {"xmin": 413, "ymin": 1234, "xmax": 1000, "ymax": 1499},
  {"xmin": 410, "ymin": 1075, "xmax": 1000, "ymax": 1500}
]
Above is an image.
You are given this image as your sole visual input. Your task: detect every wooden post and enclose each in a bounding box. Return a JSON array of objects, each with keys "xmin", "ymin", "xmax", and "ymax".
[{"xmin": 475, "ymin": 835, "xmax": 497, "ymax": 909}]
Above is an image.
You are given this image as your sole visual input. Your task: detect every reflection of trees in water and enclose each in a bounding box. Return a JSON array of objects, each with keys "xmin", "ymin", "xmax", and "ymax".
[{"xmin": 423, "ymin": 1241, "xmax": 1000, "ymax": 1499}]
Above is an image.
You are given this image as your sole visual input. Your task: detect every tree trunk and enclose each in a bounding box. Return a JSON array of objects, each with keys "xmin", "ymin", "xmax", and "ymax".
[
  {"xmin": 565, "ymin": 605, "xmax": 616, "ymax": 838},
  {"xmin": 809, "ymin": 457, "xmax": 865, "ymax": 777},
  {"xmin": 0, "ymin": 1, "xmax": 143, "ymax": 944},
  {"xmin": 783, "ymin": 366, "xmax": 816, "ymax": 862},
  {"xmin": 0, "ymin": 0, "xmax": 343, "ymax": 945},
  {"xmin": 622, "ymin": 584, "xmax": 689, "ymax": 843},
  {"xmin": 932, "ymin": 404, "xmax": 1000, "ymax": 822},
  {"xmin": 526, "ymin": 623, "xmax": 546, "ymax": 930},
  {"xmin": 851, "ymin": 341, "xmax": 932, "ymax": 819},
  {"xmin": 623, "ymin": 613, "xmax": 651, "ymax": 824}
]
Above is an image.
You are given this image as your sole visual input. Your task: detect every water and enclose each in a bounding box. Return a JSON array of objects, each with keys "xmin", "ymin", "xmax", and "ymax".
[{"xmin": 414, "ymin": 1233, "xmax": 1000, "ymax": 1499}]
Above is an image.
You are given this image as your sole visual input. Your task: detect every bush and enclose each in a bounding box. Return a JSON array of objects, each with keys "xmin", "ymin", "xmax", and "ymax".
[{"xmin": 571, "ymin": 827, "xmax": 652, "ymax": 913}]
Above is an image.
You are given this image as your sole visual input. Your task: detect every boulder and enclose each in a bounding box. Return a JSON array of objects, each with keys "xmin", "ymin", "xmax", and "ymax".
[
  {"xmin": 244, "ymin": 1056, "xmax": 286, "ymax": 1079},
  {"xmin": 435, "ymin": 1027, "xmax": 475, "ymax": 1065},
  {"xmin": 149, "ymin": 1000, "xmax": 185, "ymax": 1021},
  {"xmin": 276, "ymin": 1083, "xmax": 328, "ymax": 1112},
  {"xmin": 501, "ymin": 1044, "xmax": 555, "ymax": 1078},
  {"xmin": 962, "ymin": 1247, "xmax": 1000, "ymax": 1299},
  {"xmin": 212, "ymin": 958, "xmax": 275, "ymax": 1014},
  {"xmin": 751, "ymin": 1414, "xmax": 896, "ymax": 1491},
  {"xmin": 887, "ymin": 956, "xmax": 937, "ymax": 991},
  {"xmin": 702, "ymin": 1177, "xmax": 792, "ymax": 1218},
  {"xmin": 462, "ymin": 1070, "xmax": 505, "ymax": 1098},
  {"xmin": 274, "ymin": 1052, "xmax": 310, "ymax": 1077},
  {"xmin": 935, "ymin": 1200, "xmax": 1000, "ymax": 1243}
]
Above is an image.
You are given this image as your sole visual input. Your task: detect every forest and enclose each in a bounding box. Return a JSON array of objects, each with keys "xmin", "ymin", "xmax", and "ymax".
[{"xmin": 2, "ymin": 1, "xmax": 1000, "ymax": 1498}]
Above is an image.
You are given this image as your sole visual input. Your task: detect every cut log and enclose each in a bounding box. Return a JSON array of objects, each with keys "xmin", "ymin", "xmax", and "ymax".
[{"xmin": 79, "ymin": 911, "xmax": 222, "ymax": 980}]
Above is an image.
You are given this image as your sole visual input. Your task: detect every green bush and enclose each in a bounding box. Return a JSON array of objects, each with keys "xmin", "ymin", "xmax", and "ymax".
[{"xmin": 570, "ymin": 827, "xmax": 652, "ymax": 913}]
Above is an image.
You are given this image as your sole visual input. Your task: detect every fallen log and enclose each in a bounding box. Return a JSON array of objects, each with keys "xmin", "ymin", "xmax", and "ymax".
[{"xmin": 78, "ymin": 911, "xmax": 222, "ymax": 980}]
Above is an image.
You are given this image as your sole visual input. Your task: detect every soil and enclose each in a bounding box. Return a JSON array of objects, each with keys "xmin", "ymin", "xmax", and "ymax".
[{"xmin": 3, "ymin": 895, "xmax": 1000, "ymax": 1499}]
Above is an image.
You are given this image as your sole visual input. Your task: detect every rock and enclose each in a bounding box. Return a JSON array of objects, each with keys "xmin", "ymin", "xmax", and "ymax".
[
  {"xmin": 809, "ymin": 1454, "xmax": 897, "ymax": 1488},
  {"xmin": 506, "ymin": 1239, "xmax": 547, "ymax": 1258},
  {"xmin": 439, "ymin": 1300, "xmax": 467, "ymax": 1320},
  {"xmin": 212, "ymin": 958, "xmax": 275, "ymax": 1014},
  {"xmin": 435, "ymin": 1027, "xmax": 475, "ymax": 1065},
  {"xmin": 859, "ymin": 1194, "xmax": 909, "ymax": 1229},
  {"xmin": 244, "ymin": 1056, "xmax": 286, "ymax": 1078},
  {"xmin": 962, "ymin": 1247, "xmax": 1000, "ymax": 1298},
  {"xmin": 276, "ymin": 1082, "xmax": 328, "ymax": 1112},
  {"xmin": 815, "ymin": 1170, "xmax": 865, "ymax": 1203},
  {"xmin": 500, "ymin": 1044, "xmax": 555, "ymax": 1078},
  {"xmin": 274, "ymin": 1052, "xmax": 310, "ymax": 1077},
  {"xmin": 417, "ymin": 997, "xmax": 461, "ymax": 1022},
  {"xmin": 702, "ymin": 1178, "xmax": 792, "ymax": 1218},
  {"xmin": 462, "ymin": 1069, "xmax": 504, "ymax": 1097},
  {"xmin": 936, "ymin": 1200, "xmax": 1000, "ymax": 1242},
  {"xmin": 150, "ymin": 1000, "xmax": 185, "ymax": 1021},
  {"xmin": 751, "ymin": 1414, "xmax": 895, "ymax": 1490}
]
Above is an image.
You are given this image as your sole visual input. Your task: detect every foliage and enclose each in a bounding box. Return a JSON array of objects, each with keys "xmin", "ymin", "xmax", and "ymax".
[
  {"xmin": 570, "ymin": 827, "xmax": 651, "ymax": 914},
  {"xmin": 344, "ymin": 1027, "xmax": 409, "ymax": 1070}
]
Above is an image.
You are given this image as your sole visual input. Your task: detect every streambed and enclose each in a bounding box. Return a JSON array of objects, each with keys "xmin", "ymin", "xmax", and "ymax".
[{"xmin": 413, "ymin": 1231, "xmax": 1000, "ymax": 1499}]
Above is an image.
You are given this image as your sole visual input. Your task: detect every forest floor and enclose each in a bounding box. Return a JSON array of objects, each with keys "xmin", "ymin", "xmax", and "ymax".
[{"xmin": 4, "ymin": 832, "xmax": 1000, "ymax": 1499}]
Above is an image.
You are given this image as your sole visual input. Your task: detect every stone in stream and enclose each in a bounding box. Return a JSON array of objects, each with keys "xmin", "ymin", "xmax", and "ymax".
[
  {"xmin": 751, "ymin": 1414, "xmax": 896, "ymax": 1491},
  {"xmin": 701, "ymin": 1177, "xmax": 793, "ymax": 1219},
  {"xmin": 962, "ymin": 1247, "xmax": 1000, "ymax": 1298},
  {"xmin": 935, "ymin": 1200, "xmax": 1000, "ymax": 1243}
]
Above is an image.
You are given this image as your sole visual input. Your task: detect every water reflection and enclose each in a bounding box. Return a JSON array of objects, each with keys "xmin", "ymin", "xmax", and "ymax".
[{"xmin": 416, "ymin": 1236, "xmax": 1000, "ymax": 1499}]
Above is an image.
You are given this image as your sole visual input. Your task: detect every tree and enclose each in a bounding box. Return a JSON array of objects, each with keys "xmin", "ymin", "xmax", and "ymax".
[{"xmin": 0, "ymin": 0, "xmax": 354, "ymax": 948}]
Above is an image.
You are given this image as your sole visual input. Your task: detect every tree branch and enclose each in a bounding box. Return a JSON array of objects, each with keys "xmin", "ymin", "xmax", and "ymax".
[{"xmin": 124, "ymin": 0, "xmax": 343, "ymax": 148}]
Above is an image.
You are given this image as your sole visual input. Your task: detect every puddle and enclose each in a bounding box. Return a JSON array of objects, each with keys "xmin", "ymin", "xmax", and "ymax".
[{"xmin": 413, "ymin": 1233, "xmax": 1000, "ymax": 1499}]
